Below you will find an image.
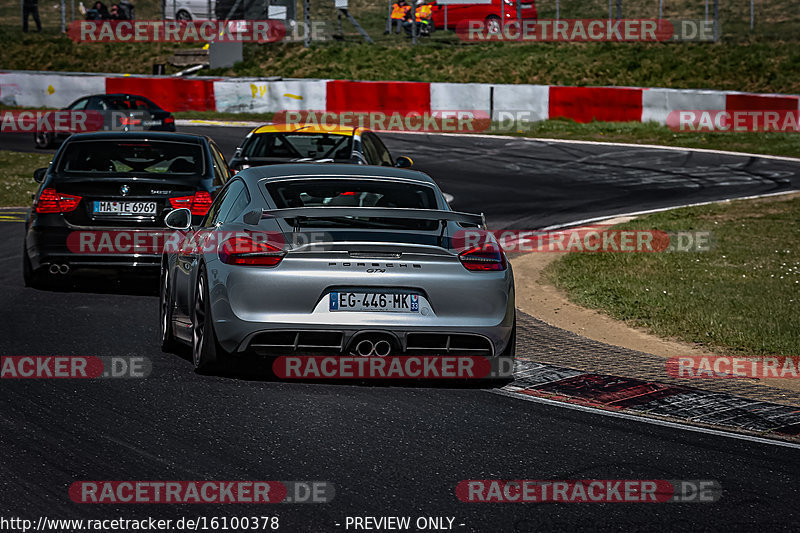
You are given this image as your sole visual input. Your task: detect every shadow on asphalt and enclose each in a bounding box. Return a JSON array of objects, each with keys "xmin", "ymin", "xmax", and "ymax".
[{"xmin": 28, "ymin": 271, "xmax": 159, "ymax": 296}]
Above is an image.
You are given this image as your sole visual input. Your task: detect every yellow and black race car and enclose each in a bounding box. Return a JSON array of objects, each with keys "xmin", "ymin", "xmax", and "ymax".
[{"xmin": 228, "ymin": 124, "xmax": 413, "ymax": 173}]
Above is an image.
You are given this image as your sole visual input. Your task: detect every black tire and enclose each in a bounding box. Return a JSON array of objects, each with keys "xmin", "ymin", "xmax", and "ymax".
[
  {"xmin": 22, "ymin": 246, "xmax": 45, "ymax": 289},
  {"xmin": 176, "ymin": 10, "xmax": 192, "ymax": 22},
  {"xmin": 33, "ymin": 132, "xmax": 53, "ymax": 149},
  {"xmin": 485, "ymin": 15, "xmax": 501, "ymax": 34},
  {"xmin": 192, "ymin": 266, "xmax": 228, "ymax": 374},
  {"xmin": 501, "ymin": 317, "xmax": 516, "ymax": 357},
  {"xmin": 159, "ymin": 265, "xmax": 180, "ymax": 353},
  {"xmin": 494, "ymin": 317, "xmax": 517, "ymax": 382}
]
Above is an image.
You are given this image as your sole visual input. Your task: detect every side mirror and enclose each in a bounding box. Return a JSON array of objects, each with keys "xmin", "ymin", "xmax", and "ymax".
[
  {"xmin": 33, "ymin": 168, "xmax": 47, "ymax": 183},
  {"xmin": 233, "ymin": 147, "xmax": 243, "ymax": 159},
  {"xmin": 164, "ymin": 208, "xmax": 192, "ymax": 230},
  {"xmin": 395, "ymin": 156, "xmax": 413, "ymax": 168}
]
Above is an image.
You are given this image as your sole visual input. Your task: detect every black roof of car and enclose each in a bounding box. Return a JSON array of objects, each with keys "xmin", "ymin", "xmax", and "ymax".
[{"xmin": 62, "ymin": 131, "xmax": 207, "ymax": 144}]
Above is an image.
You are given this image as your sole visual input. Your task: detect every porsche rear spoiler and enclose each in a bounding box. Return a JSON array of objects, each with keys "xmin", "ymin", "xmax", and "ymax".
[{"xmin": 243, "ymin": 207, "xmax": 485, "ymax": 229}]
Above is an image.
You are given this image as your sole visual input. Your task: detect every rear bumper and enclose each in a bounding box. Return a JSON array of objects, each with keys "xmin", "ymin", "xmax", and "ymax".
[
  {"xmin": 26, "ymin": 224, "xmax": 162, "ymax": 272},
  {"xmin": 234, "ymin": 325, "xmax": 514, "ymax": 358}
]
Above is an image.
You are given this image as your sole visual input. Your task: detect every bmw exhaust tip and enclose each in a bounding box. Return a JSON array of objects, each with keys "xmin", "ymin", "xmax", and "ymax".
[{"xmin": 48, "ymin": 264, "xmax": 70, "ymax": 274}]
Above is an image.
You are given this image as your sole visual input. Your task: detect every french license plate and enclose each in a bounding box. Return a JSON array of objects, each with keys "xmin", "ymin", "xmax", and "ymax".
[
  {"xmin": 93, "ymin": 201, "xmax": 157, "ymax": 215},
  {"xmin": 329, "ymin": 292, "xmax": 419, "ymax": 313}
]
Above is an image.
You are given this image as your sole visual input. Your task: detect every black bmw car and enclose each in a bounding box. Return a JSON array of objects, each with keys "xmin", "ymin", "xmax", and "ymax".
[
  {"xmin": 23, "ymin": 131, "xmax": 231, "ymax": 288},
  {"xmin": 33, "ymin": 93, "xmax": 176, "ymax": 149}
]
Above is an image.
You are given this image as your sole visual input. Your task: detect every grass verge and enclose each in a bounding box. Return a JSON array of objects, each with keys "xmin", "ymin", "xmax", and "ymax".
[
  {"xmin": 0, "ymin": 150, "xmax": 50, "ymax": 207},
  {"xmin": 545, "ymin": 194, "xmax": 800, "ymax": 356}
]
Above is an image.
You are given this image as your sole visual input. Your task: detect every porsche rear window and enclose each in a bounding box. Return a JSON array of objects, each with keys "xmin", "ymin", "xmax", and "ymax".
[
  {"xmin": 57, "ymin": 140, "xmax": 204, "ymax": 175},
  {"xmin": 264, "ymin": 178, "xmax": 439, "ymax": 229}
]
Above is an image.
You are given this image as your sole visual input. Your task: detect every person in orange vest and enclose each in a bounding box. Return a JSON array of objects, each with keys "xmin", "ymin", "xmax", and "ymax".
[
  {"xmin": 385, "ymin": 0, "xmax": 411, "ymax": 35},
  {"xmin": 403, "ymin": 0, "xmax": 433, "ymax": 37},
  {"xmin": 417, "ymin": 0, "xmax": 434, "ymax": 36}
]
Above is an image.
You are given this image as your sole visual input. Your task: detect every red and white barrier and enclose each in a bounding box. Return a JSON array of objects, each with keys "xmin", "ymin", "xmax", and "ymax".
[{"xmin": 1, "ymin": 70, "xmax": 798, "ymax": 128}]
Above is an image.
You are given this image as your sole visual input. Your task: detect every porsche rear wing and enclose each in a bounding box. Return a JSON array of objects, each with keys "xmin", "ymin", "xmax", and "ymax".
[{"xmin": 244, "ymin": 207, "xmax": 485, "ymax": 229}]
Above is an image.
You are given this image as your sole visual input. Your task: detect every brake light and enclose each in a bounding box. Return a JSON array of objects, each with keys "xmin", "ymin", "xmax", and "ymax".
[
  {"xmin": 35, "ymin": 188, "xmax": 82, "ymax": 213},
  {"xmin": 219, "ymin": 236, "xmax": 285, "ymax": 266},
  {"xmin": 458, "ymin": 242, "xmax": 507, "ymax": 271},
  {"xmin": 169, "ymin": 191, "xmax": 213, "ymax": 216},
  {"xmin": 164, "ymin": 116, "xmax": 175, "ymax": 124},
  {"xmin": 119, "ymin": 116, "xmax": 142, "ymax": 126}
]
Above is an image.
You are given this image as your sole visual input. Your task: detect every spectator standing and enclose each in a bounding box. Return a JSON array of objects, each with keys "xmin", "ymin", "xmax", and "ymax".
[
  {"xmin": 385, "ymin": 0, "xmax": 410, "ymax": 35},
  {"xmin": 22, "ymin": 0, "xmax": 42, "ymax": 33}
]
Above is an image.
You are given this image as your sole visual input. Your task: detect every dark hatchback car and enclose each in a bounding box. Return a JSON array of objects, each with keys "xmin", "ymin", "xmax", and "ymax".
[
  {"xmin": 33, "ymin": 93, "xmax": 176, "ymax": 149},
  {"xmin": 23, "ymin": 132, "xmax": 231, "ymax": 287},
  {"xmin": 228, "ymin": 124, "xmax": 412, "ymax": 173}
]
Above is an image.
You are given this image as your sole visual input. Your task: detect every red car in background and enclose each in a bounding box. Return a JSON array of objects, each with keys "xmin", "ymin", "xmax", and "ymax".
[{"xmin": 431, "ymin": 0, "xmax": 537, "ymax": 32}]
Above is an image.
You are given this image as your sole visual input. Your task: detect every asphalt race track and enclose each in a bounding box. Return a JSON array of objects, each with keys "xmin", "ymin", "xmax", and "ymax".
[
  {"xmin": 4, "ymin": 126, "xmax": 799, "ymax": 228},
  {"xmin": 1, "ymin": 128, "xmax": 800, "ymax": 531}
]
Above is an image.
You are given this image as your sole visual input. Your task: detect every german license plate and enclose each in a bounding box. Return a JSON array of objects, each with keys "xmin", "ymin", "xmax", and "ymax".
[
  {"xmin": 329, "ymin": 292, "xmax": 419, "ymax": 313},
  {"xmin": 93, "ymin": 201, "xmax": 157, "ymax": 215}
]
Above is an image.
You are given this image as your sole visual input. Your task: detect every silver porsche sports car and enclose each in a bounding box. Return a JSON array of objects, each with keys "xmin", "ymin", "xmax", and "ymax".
[{"xmin": 159, "ymin": 163, "xmax": 515, "ymax": 374}]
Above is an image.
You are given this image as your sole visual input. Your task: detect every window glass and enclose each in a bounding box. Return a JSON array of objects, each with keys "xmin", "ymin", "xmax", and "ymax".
[
  {"xmin": 87, "ymin": 96, "xmax": 107, "ymax": 111},
  {"xmin": 243, "ymin": 132, "xmax": 353, "ymax": 161},
  {"xmin": 264, "ymin": 178, "xmax": 438, "ymax": 230},
  {"xmin": 369, "ymin": 133, "xmax": 393, "ymax": 166},
  {"xmin": 359, "ymin": 133, "xmax": 379, "ymax": 165},
  {"xmin": 57, "ymin": 140, "xmax": 204, "ymax": 175},
  {"xmin": 210, "ymin": 144, "xmax": 230, "ymax": 187},
  {"xmin": 224, "ymin": 185, "xmax": 251, "ymax": 223},
  {"xmin": 68, "ymin": 98, "xmax": 89, "ymax": 111},
  {"xmin": 212, "ymin": 180, "xmax": 245, "ymax": 225}
]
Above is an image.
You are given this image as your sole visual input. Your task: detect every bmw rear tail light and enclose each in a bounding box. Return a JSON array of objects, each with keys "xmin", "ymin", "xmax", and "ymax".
[
  {"xmin": 164, "ymin": 116, "xmax": 175, "ymax": 124},
  {"xmin": 169, "ymin": 191, "xmax": 213, "ymax": 216},
  {"xmin": 458, "ymin": 241, "xmax": 507, "ymax": 271},
  {"xmin": 35, "ymin": 188, "xmax": 82, "ymax": 213},
  {"xmin": 219, "ymin": 236, "xmax": 286, "ymax": 266}
]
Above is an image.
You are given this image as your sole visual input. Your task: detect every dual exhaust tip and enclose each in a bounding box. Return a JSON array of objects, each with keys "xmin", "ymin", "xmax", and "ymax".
[
  {"xmin": 354, "ymin": 337, "xmax": 393, "ymax": 357},
  {"xmin": 48, "ymin": 264, "xmax": 70, "ymax": 275}
]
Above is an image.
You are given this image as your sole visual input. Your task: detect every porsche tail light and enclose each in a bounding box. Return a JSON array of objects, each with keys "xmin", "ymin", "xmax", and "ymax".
[
  {"xmin": 458, "ymin": 241, "xmax": 507, "ymax": 271},
  {"xmin": 219, "ymin": 236, "xmax": 285, "ymax": 267},
  {"xmin": 35, "ymin": 188, "xmax": 82, "ymax": 213},
  {"xmin": 169, "ymin": 191, "xmax": 213, "ymax": 216}
]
